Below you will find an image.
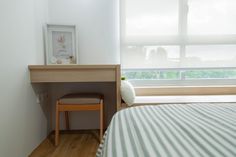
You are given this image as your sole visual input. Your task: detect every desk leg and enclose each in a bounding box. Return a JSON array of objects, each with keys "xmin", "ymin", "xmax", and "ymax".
[{"xmin": 55, "ymin": 101, "xmax": 60, "ymax": 146}]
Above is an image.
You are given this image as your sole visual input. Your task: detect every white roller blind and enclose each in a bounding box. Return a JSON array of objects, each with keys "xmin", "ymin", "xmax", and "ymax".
[
  {"xmin": 121, "ymin": 0, "xmax": 236, "ymax": 69},
  {"xmin": 125, "ymin": 0, "xmax": 178, "ymax": 36},
  {"xmin": 188, "ymin": 0, "xmax": 236, "ymax": 35}
]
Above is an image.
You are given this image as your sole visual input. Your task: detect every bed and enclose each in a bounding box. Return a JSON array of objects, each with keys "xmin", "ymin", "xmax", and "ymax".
[{"xmin": 96, "ymin": 103, "xmax": 236, "ymax": 157}]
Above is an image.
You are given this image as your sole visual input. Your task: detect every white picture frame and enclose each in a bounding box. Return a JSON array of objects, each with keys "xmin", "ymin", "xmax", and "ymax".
[{"xmin": 44, "ymin": 24, "xmax": 78, "ymax": 65}]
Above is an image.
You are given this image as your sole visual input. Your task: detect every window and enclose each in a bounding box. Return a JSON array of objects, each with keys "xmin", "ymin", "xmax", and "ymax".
[{"xmin": 121, "ymin": 0, "xmax": 236, "ymax": 86}]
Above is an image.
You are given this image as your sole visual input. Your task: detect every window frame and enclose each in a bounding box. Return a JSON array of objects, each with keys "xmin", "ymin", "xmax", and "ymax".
[{"xmin": 120, "ymin": 0, "xmax": 236, "ymax": 86}]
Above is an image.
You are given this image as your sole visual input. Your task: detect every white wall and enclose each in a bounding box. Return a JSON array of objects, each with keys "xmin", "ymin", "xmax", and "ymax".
[
  {"xmin": 48, "ymin": 0, "xmax": 120, "ymax": 64},
  {"xmin": 0, "ymin": 0, "xmax": 49, "ymax": 156}
]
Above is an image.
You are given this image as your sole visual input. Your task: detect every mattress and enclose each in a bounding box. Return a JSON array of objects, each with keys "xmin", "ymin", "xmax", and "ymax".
[{"xmin": 96, "ymin": 103, "xmax": 236, "ymax": 157}]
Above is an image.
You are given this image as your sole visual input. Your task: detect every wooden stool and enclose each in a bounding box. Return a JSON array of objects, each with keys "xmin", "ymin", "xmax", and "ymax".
[{"xmin": 55, "ymin": 93, "xmax": 104, "ymax": 146}]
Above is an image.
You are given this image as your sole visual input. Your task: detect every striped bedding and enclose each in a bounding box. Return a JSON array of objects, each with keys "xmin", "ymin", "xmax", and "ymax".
[{"xmin": 96, "ymin": 103, "xmax": 236, "ymax": 157}]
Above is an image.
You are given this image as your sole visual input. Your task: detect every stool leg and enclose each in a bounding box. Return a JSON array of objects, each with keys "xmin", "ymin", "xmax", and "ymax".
[
  {"xmin": 55, "ymin": 101, "xmax": 60, "ymax": 146},
  {"xmin": 100, "ymin": 100, "xmax": 104, "ymax": 142},
  {"xmin": 65, "ymin": 111, "xmax": 70, "ymax": 130}
]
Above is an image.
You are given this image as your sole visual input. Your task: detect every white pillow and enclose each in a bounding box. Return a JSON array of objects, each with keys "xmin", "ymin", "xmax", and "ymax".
[{"xmin": 120, "ymin": 80, "xmax": 135, "ymax": 106}]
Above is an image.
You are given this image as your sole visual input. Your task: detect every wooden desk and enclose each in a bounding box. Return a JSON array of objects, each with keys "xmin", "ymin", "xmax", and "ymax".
[
  {"xmin": 28, "ymin": 65, "xmax": 121, "ymax": 130},
  {"xmin": 29, "ymin": 65, "xmax": 121, "ymax": 110}
]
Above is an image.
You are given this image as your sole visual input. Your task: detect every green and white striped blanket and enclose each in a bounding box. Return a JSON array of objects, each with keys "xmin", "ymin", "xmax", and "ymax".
[{"xmin": 97, "ymin": 103, "xmax": 236, "ymax": 157}]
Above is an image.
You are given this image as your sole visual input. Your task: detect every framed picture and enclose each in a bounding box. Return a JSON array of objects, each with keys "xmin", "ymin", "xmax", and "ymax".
[{"xmin": 44, "ymin": 24, "xmax": 78, "ymax": 65}]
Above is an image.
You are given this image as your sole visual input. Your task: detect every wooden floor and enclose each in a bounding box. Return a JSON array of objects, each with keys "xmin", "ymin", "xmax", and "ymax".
[{"xmin": 29, "ymin": 130, "xmax": 100, "ymax": 157}]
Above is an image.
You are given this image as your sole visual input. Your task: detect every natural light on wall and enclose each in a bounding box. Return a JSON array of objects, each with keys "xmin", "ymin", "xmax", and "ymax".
[{"xmin": 121, "ymin": 0, "xmax": 236, "ymax": 86}]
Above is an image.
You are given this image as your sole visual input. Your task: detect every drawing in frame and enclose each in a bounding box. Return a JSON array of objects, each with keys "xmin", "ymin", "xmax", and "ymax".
[{"xmin": 44, "ymin": 24, "xmax": 78, "ymax": 65}]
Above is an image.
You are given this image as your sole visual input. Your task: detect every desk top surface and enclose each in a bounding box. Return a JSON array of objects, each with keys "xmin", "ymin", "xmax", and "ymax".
[{"xmin": 28, "ymin": 64, "xmax": 120, "ymax": 70}]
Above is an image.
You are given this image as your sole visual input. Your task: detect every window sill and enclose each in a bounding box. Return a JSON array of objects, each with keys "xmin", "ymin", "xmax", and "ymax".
[
  {"xmin": 133, "ymin": 95, "xmax": 236, "ymax": 105},
  {"xmin": 134, "ymin": 85, "xmax": 236, "ymax": 96}
]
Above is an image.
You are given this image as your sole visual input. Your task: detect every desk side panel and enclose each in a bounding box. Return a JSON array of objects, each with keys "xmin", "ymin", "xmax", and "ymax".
[{"xmin": 116, "ymin": 65, "xmax": 121, "ymax": 110}]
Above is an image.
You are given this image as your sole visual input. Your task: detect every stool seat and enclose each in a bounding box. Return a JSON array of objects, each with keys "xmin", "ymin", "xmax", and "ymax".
[{"xmin": 59, "ymin": 93, "xmax": 102, "ymax": 104}]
